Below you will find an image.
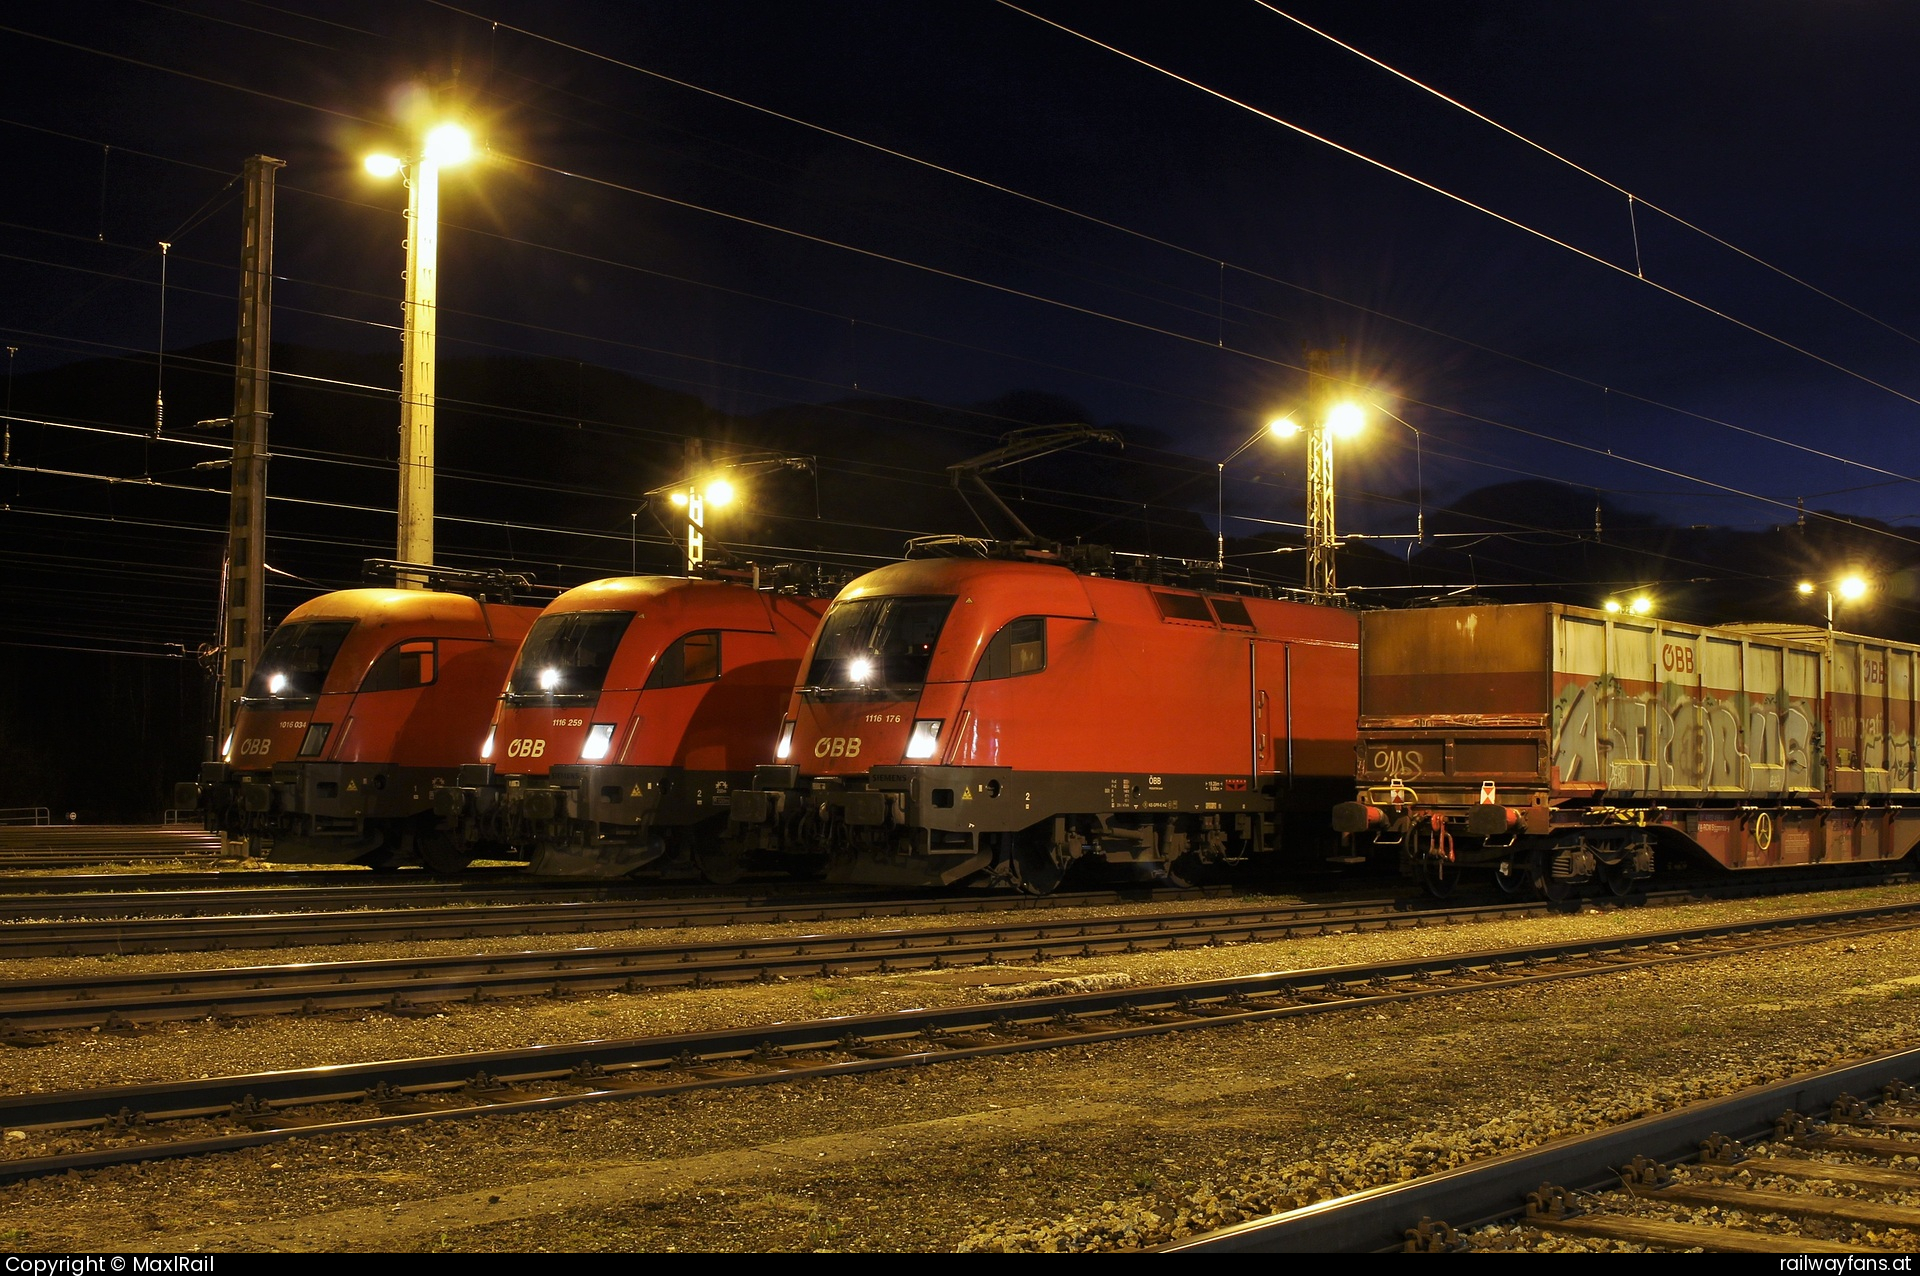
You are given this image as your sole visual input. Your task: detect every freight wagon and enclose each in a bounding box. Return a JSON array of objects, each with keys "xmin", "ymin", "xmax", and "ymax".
[
  {"xmin": 726, "ymin": 554, "xmax": 1359, "ymax": 890},
  {"xmin": 1332, "ymin": 603, "xmax": 1920, "ymax": 896}
]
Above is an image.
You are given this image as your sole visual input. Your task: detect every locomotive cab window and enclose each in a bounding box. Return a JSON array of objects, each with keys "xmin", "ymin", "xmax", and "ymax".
[
  {"xmin": 1208, "ymin": 597, "xmax": 1254, "ymax": 628},
  {"xmin": 804, "ymin": 595, "xmax": 956, "ymax": 694},
  {"xmin": 974, "ymin": 616, "xmax": 1046, "ymax": 681},
  {"xmin": 504, "ymin": 610, "xmax": 635, "ymax": 705},
  {"xmin": 361, "ymin": 640, "xmax": 438, "ymax": 692},
  {"xmin": 243, "ymin": 620, "xmax": 356, "ymax": 703},
  {"xmin": 1152, "ymin": 591, "xmax": 1215, "ymax": 624},
  {"xmin": 645, "ymin": 630, "xmax": 722, "ymax": 689}
]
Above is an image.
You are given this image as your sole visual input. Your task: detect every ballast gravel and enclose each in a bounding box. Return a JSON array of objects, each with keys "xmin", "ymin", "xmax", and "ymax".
[{"xmin": 1, "ymin": 881, "xmax": 1919, "ymax": 1251}]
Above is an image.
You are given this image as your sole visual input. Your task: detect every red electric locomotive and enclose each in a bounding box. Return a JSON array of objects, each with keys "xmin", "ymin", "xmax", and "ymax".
[
  {"xmin": 725, "ymin": 552, "xmax": 1360, "ymax": 890},
  {"xmin": 180, "ymin": 583, "xmax": 539, "ymax": 869},
  {"xmin": 434, "ymin": 572, "xmax": 831, "ymax": 876},
  {"xmin": 1333, "ymin": 603, "xmax": 1920, "ymax": 895}
]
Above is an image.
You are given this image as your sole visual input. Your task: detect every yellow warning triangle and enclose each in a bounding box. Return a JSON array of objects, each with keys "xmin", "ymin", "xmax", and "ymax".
[
  {"xmin": 346, "ymin": 780, "xmax": 358, "ymax": 792},
  {"xmin": 961, "ymin": 786, "xmax": 973, "ymax": 800},
  {"xmin": 629, "ymin": 784, "xmax": 643, "ymax": 797}
]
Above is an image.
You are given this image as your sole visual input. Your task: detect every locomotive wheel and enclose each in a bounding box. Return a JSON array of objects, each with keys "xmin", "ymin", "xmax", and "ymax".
[
  {"xmin": 1009, "ymin": 837, "xmax": 1066, "ymax": 896},
  {"xmin": 418, "ymin": 834, "xmax": 474, "ymax": 875},
  {"xmin": 693, "ymin": 839, "xmax": 749, "ymax": 885}
]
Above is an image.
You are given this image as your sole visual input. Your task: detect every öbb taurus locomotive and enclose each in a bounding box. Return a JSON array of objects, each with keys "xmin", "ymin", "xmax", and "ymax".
[
  {"xmin": 179, "ymin": 587, "xmax": 539, "ymax": 869},
  {"xmin": 1333, "ymin": 603, "xmax": 1920, "ymax": 896},
  {"xmin": 433, "ymin": 574, "xmax": 830, "ymax": 876},
  {"xmin": 725, "ymin": 554, "xmax": 1359, "ymax": 890}
]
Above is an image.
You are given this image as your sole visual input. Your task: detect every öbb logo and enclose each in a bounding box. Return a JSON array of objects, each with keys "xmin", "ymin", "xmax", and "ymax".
[
  {"xmin": 505, "ymin": 738, "xmax": 546, "ymax": 759},
  {"xmin": 1661, "ymin": 644, "xmax": 1696, "ymax": 674},
  {"xmin": 813, "ymin": 736, "xmax": 863, "ymax": 759}
]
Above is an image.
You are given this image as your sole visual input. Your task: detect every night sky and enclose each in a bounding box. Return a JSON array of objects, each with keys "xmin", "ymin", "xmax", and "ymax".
[{"xmin": 4, "ymin": 2, "xmax": 1920, "ymax": 683}]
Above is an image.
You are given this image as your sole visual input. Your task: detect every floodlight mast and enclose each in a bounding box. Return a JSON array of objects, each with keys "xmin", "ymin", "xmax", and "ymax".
[{"xmin": 365, "ymin": 123, "xmax": 475, "ymax": 587}]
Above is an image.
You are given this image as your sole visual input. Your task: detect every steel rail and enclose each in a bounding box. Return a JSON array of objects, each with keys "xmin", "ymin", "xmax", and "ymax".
[
  {"xmin": 1162, "ymin": 1047, "xmax": 1920, "ymax": 1253},
  {"xmin": 1, "ymin": 897, "xmax": 1917, "ymax": 1182}
]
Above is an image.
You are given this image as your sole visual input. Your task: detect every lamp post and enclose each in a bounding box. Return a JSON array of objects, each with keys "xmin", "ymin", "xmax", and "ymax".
[
  {"xmin": 644, "ymin": 456, "xmax": 808, "ymax": 574},
  {"xmin": 1367, "ymin": 401, "xmax": 1425, "ymax": 546},
  {"xmin": 668, "ymin": 477, "xmax": 736, "ymax": 573},
  {"xmin": 1216, "ymin": 416, "xmax": 1297, "ymax": 570},
  {"xmin": 1220, "ymin": 363, "xmax": 1365, "ymax": 600},
  {"xmin": 366, "ymin": 123, "xmax": 474, "ymax": 586},
  {"xmin": 1298, "ymin": 351, "xmax": 1370, "ymax": 600},
  {"xmin": 1798, "ymin": 574, "xmax": 1869, "ymax": 630}
]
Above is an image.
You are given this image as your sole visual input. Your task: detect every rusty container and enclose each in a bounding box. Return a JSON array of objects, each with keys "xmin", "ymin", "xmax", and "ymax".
[
  {"xmin": 1356, "ymin": 603, "xmax": 1828, "ymax": 804},
  {"xmin": 1352, "ymin": 603, "xmax": 1920, "ymax": 876}
]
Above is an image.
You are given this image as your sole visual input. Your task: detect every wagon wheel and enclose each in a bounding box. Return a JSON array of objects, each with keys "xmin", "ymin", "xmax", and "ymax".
[
  {"xmin": 1603, "ymin": 856, "xmax": 1639, "ymax": 898},
  {"xmin": 1532, "ymin": 850, "xmax": 1576, "ymax": 904},
  {"xmin": 1493, "ymin": 859, "xmax": 1528, "ymax": 896}
]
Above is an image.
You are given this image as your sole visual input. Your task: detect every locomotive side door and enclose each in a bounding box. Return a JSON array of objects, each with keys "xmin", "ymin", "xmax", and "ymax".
[{"xmin": 1249, "ymin": 637, "xmax": 1291, "ymax": 786}]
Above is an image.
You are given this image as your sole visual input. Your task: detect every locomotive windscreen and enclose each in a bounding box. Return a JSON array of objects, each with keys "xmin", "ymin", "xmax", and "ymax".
[
  {"xmin": 504, "ymin": 610, "xmax": 635, "ymax": 705},
  {"xmin": 803, "ymin": 595, "xmax": 955, "ymax": 693},
  {"xmin": 243, "ymin": 620, "xmax": 356, "ymax": 703}
]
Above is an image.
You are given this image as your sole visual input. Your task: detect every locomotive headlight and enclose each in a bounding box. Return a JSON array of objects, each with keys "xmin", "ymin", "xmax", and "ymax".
[
  {"xmin": 539, "ymin": 667, "xmax": 560, "ymax": 692},
  {"xmin": 268, "ymin": 672, "xmax": 287, "ymax": 695},
  {"xmin": 775, "ymin": 720, "xmax": 795, "ymax": 760},
  {"xmin": 481, "ymin": 728, "xmax": 495, "ymax": 759},
  {"xmin": 904, "ymin": 719, "xmax": 943, "ymax": 760},
  {"xmin": 221, "ymin": 730, "xmax": 234, "ymax": 761},
  {"xmin": 580, "ymin": 723, "xmax": 616, "ymax": 761},
  {"xmin": 848, "ymin": 657, "xmax": 873, "ymax": 684},
  {"xmin": 298, "ymin": 723, "xmax": 332, "ymax": 758}
]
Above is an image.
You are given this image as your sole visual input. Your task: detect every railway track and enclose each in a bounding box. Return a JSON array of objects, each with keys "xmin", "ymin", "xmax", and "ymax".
[
  {"xmin": 1166, "ymin": 1052, "xmax": 1920, "ymax": 1253},
  {"xmin": 0, "ymin": 825, "xmax": 223, "ymax": 868},
  {"xmin": 0, "ymin": 868, "xmax": 538, "ymax": 894},
  {"xmin": 0, "ymin": 883, "xmax": 1345, "ymax": 958},
  {"xmin": 0, "ymin": 877, "xmax": 909, "ymax": 921},
  {"xmin": 4, "ymin": 866, "xmax": 1912, "ymax": 958},
  {"xmin": 2, "ymin": 895, "xmax": 1917, "ymax": 1182},
  {"xmin": 0, "ymin": 893, "xmax": 1552, "ymax": 1029}
]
